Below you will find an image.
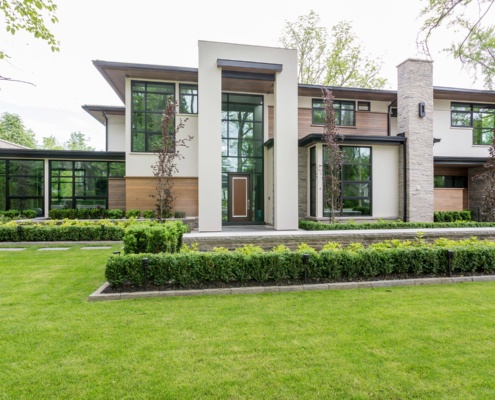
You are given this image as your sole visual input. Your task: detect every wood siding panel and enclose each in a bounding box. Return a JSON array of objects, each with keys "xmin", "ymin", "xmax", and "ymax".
[
  {"xmin": 126, "ymin": 177, "xmax": 198, "ymax": 216},
  {"xmin": 268, "ymin": 106, "xmax": 274, "ymax": 139},
  {"xmin": 298, "ymin": 108, "xmax": 388, "ymax": 139},
  {"xmin": 434, "ymin": 188, "xmax": 468, "ymax": 211},
  {"xmin": 108, "ymin": 178, "xmax": 126, "ymax": 210}
]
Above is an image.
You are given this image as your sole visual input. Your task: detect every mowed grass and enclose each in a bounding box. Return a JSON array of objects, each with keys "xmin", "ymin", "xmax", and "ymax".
[{"xmin": 2, "ymin": 245, "xmax": 495, "ymax": 399}]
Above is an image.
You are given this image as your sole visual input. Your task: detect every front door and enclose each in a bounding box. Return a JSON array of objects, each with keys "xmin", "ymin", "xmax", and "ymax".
[{"xmin": 228, "ymin": 173, "xmax": 252, "ymax": 222}]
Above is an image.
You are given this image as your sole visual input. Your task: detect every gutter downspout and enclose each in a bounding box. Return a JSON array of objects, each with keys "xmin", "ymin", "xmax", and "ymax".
[
  {"xmin": 403, "ymin": 137, "xmax": 407, "ymax": 222},
  {"xmin": 102, "ymin": 111, "xmax": 108, "ymax": 151}
]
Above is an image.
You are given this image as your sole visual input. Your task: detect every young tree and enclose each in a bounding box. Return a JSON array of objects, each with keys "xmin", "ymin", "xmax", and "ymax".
[
  {"xmin": 322, "ymin": 89, "xmax": 344, "ymax": 223},
  {"xmin": 0, "ymin": 112, "xmax": 37, "ymax": 148},
  {"xmin": 325, "ymin": 21, "xmax": 387, "ymax": 89},
  {"xmin": 150, "ymin": 99, "xmax": 192, "ymax": 222},
  {"xmin": 280, "ymin": 10, "xmax": 328, "ymax": 85},
  {"xmin": 64, "ymin": 131, "xmax": 95, "ymax": 151},
  {"xmin": 279, "ymin": 12, "xmax": 387, "ymax": 89},
  {"xmin": 40, "ymin": 135, "xmax": 63, "ymax": 150},
  {"xmin": 475, "ymin": 136, "xmax": 495, "ymax": 221},
  {"xmin": 0, "ymin": 0, "xmax": 59, "ymax": 60},
  {"xmin": 417, "ymin": 0, "xmax": 495, "ymax": 88}
]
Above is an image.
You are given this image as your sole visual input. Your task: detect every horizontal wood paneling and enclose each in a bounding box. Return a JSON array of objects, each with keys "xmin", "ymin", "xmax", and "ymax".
[
  {"xmin": 434, "ymin": 188, "xmax": 468, "ymax": 211},
  {"xmin": 298, "ymin": 108, "xmax": 388, "ymax": 139},
  {"xmin": 126, "ymin": 177, "xmax": 198, "ymax": 216},
  {"xmin": 108, "ymin": 178, "xmax": 126, "ymax": 210},
  {"xmin": 268, "ymin": 106, "xmax": 274, "ymax": 139}
]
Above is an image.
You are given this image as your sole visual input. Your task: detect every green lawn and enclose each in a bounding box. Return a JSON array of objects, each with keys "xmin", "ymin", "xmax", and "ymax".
[{"xmin": 2, "ymin": 245, "xmax": 495, "ymax": 399}]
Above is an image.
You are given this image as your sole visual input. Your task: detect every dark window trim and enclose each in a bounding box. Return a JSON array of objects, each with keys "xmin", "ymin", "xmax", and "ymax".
[
  {"xmin": 179, "ymin": 83, "xmax": 198, "ymax": 114},
  {"xmin": 3, "ymin": 159, "xmax": 44, "ymax": 213},
  {"xmin": 131, "ymin": 80, "xmax": 175, "ymax": 153},
  {"xmin": 312, "ymin": 98, "xmax": 356, "ymax": 127}
]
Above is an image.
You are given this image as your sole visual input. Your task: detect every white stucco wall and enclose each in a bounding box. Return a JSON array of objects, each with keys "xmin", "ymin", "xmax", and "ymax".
[
  {"xmin": 372, "ymin": 145, "xmax": 399, "ymax": 218},
  {"xmin": 124, "ymin": 77, "xmax": 199, "ymax": 178},
  {"xmin": 198, "ymin": 41, "xmax": 298, "ymax": 232},
  {"xmin": 107, "ymin": 115, "xmax": 125, "ymax": 152},
  {"xmin": 433, "ymin": 99, "xmax": 492, "ymax": 158}
]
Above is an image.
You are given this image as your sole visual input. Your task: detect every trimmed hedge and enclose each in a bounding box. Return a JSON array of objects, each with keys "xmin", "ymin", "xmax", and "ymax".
[
  {"xmin": 434, "ymin": 211, "xmax": 472, "ymax": 222},
  {"xmin": 123, "ymin": 221, "xmax": 188, "ymax": 254},
  {"xmin": 105, "ymin": 246, "xmax": 495, "ymax": 288},
  {"xmin": 0, "ymin": 224, "xmax": 124, "ymax": 241},
  {"xmin": 49, "ymin": 208, "xmax": 113, "ymax": 220},
  {"xmin": 299, "ymin": 219, "xmax": 495, "ymax": 231}
]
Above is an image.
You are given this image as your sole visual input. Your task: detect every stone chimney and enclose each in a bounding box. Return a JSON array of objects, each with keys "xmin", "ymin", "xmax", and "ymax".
[{"xmin": 397, "ymin": 59, "xmax": 434, "ymax": 222}]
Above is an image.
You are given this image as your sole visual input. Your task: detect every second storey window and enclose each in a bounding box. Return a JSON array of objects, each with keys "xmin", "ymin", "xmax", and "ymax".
[
  {"xmin": 312, "ymin": 99, "xmax": 355, "ymax": 126},
  {"xmin": 131, "ymin": 81, "xmax": 175, "ymax": 152},
  {"xmin": 451, "ymin": 102, "xmax": 495, "ymax": 145},
  {"xmin": 179, "ymin": 84, "xmax": 198, "ymax": 114}
]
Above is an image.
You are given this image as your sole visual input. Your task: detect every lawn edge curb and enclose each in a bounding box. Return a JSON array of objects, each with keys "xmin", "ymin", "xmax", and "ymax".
[{"xmin": 87, "ymin": 275, "xmax": 495, "ymax": 301}]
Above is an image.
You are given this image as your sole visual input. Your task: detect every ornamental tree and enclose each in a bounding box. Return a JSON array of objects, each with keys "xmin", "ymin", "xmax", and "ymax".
[
  {"xmin": 150, "ymin": 99, "xmax": 192, "ymax": 222},
  {"xmin": 322, "ymin": 89, "xmax": 344, "ymax": 223}
]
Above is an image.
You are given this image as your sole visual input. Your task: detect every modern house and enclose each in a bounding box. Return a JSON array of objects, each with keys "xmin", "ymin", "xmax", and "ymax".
[{"xmin": 1, "ymin": 40, "xmax": 494, "ymax": 229}]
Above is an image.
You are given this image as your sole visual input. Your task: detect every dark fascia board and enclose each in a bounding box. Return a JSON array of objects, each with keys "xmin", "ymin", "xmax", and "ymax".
[
  {"xmin": 298, "ymin": 84, "xmax": 397, "ymax": 101},
  {"xmin": 433, "ymin": 86, "xmax": 495, "ymax": 102},
  {"xmin": 434, "ymin": 156, "xmax": 487, "ymax": 165},
  {"xmin": 298, "ymin": 133, "xmax": 406, "ymax": 147},
  {"xmin": 222, "ymin": 70, "xmax": 275, "ymax": 81},
  {"xmin": 217, "ymin": 59, "xmax": 283, "ymax": 73},
  {"xmin": 82, "ymin": 105, "xmax": 125, "ymax": 125},
  {"xmin": 93, "ymin": 60, "xmax": 198, "ymax": 102},
  {"xmin": 0, "ymin": 149, "xmax": 125, "ymax": 161}
]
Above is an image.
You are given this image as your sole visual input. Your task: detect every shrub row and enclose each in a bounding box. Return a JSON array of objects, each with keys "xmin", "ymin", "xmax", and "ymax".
[
  {"xmin": 105, "ymin": 246, "xmax": 495, "ymax": 288},
  {"xmin": 123, "ymin": 221, "xmax": 187, "ymax": 254},
  {"xmin": 299, "ymin": 219, "xmax": 495, "ymax": 231},
  {"xmin": 48, "ymin": 208, "xmax": 187, "ymax": 220},
  {"xmin": 0, "ymin": 209, "xmax": 37, "ymax": 220},
  {"xmin": 0, "ymin": 224, "xmax": 124, "ymax": 241},
  {"xmin": 434, "ymin": 211, "xmax": 472, "ymax": 222},
  {"xmin": 48, "ymin": 208, "xmax": 124, "ymax": 220}
]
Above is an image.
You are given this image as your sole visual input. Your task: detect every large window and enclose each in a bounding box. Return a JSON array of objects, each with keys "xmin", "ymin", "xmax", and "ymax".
[
  {"xmin": 131, "ymin": 81, "xmax": 175, "ymax": 152},
  {"xmin": 312, "ymin": 99, "xmax": 356, "ymax": 126},
  {"xmin": 323, "ymin": 146, "xmax": 371, "ymax": 217},
  {"xmin": 310, "ymin": 146, "xmax": 316, "ymax": 217},
  {"xmin": 451, "ymin": 102, "xmax": 495, "ymax": 145},
  {"xmin": 50, "ymin": 161, "xmax": 124, "ymax": 210},
  {"xmin": 221, "ymin": 94, "xmax": 264, "ymax": 222},
  {"xmin": 0, "ymin": 159, "xmax": 44, "ymax": 214},
  {"xmin": 179, "ymin": 84, "xmax": 198, "ymax": 114},
  {"xmin": 434, "ymin": 175, "xmax": 468, "ymax": 188}
]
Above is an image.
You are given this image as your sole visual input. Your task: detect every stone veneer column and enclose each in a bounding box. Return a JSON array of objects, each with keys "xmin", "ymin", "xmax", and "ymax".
[{"xmin": 397, "ymin": 59, "xmax": 434, "ymax": 222}]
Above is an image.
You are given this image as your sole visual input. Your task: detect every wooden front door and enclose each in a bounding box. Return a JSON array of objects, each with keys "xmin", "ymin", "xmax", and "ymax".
[{"xmin": 228, "ymin": 173, "xmax": 252, "ymax": 222}]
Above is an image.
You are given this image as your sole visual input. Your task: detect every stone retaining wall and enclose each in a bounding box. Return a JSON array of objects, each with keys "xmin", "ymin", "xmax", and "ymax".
[{"xmin": 184, "ymin": 228, "xmax": 495, "ymax": 251}]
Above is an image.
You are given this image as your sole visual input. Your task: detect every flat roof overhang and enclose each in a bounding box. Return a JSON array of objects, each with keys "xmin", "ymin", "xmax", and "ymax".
[
  {"xmin": 298, "ymin": 134, "xmax": 406, "ymax": 147},
  {"xmin": 434, "ymin": 156, "xmax": 487, "ymax": 166},
  {"xmin": 433, "ymin": 87, "xmax": 495, "ymax": 103},
  {"xmin": 298, "ymin": 84, "xmax": 398, "ymax": 102},
  {"xmin": 93, "ymin": 60, "xmax": 198, "ymax": 103},
  {"xmin": 0, "ymin": 149, "xmax": 125, "ymax": 161},
  {"xmin": 82, "ymin": 105, "xmax": 125, "ymax": 125}
]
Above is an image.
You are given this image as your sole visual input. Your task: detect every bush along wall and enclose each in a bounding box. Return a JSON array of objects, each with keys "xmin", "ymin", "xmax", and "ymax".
[
  {"xmin": 105, "ymin": 240, "xmax": 495, "ymax": 289},
  {"xmin": 434, "ymin": 211, "xmax": 472, "ymax": 222},
  {"xmin": 0, "ymin": 224, "xmax": 124, "ymax": 241},
  {"xmin": 299, "ymin": 219, "xmax": 495, "ymax": 231},
  {"xmin": 123, "ymin": 221, "xmax": 188, "ymax": 254}
]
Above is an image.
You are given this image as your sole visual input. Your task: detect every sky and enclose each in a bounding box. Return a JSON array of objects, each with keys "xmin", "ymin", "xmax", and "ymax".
[{"xmin": 0, "ymin": 0, "xmax": 487, "ymax": 150}]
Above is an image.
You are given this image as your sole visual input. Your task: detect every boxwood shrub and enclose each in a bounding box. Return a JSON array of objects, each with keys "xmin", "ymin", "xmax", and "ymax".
[
  {"xmin": 0, "ymin": 224, "xmax": 124, "ymax": 241},
  {"xmin": 299, "ymin": 219, "xmax": 495, "ymax": 231},
  {"xmin": 123, "ymin": 221, "xmax": 187, "ymax": 254},
  {"xmin": 105, "ymin": 245, "xmax": 495, "ymax": 289}
]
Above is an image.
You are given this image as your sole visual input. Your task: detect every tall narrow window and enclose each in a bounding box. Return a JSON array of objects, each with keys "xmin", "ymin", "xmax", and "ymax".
[
  {"xmin": 310, "ymin": 147, "xmax": 316, "ymax": 217},
  {"xmin": 179, "ymin": 84, "xmax": 198, "ymax": 114},
  {"xmin": 131, "ymin": 81, "xmax": 175, "ymax": 152}
]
